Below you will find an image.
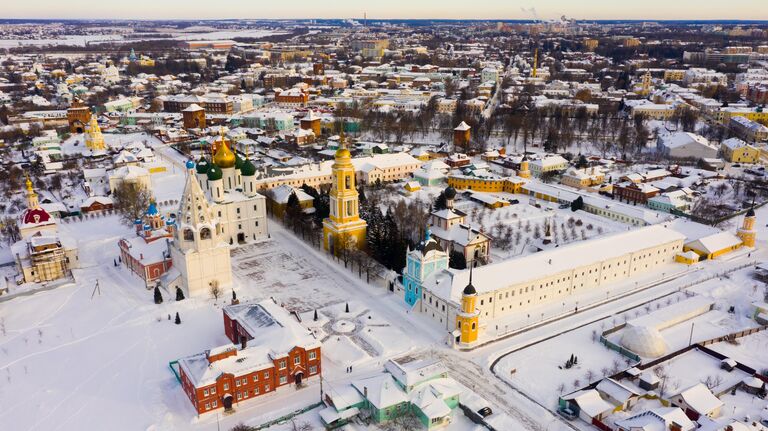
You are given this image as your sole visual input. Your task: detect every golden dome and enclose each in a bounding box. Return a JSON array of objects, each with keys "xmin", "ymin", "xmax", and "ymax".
[
  {"xmin": 213, "ymin": 140, "xmax": 236, "ymax": 168},
  {"xmin": 335, "ymin": 147, "xmax": 351, "ymax": 160}
]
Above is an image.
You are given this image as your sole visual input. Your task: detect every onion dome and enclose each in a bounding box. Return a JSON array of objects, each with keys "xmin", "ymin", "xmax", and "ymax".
[
  {"xmin": 444, "ymin": 186, "xmax": 457, "ymax": 200},
  {"xmin": 462, "ymin": 280, "xmax": 477, "ymax": 295},
  {"xmin": 234, "ymin": 153, "xmax": 244, "ymax": 170},
  {"xmin": 146, "ymin": 201, "xmax": 159, "ymax": 216},
  {"xmin": 240, "ymin": 158, "xmax": 256, "ymax": 177},
  {"xmin": 195, "ymin": 157, "xmax": 209, "ymax": 174},
  {"xmin": 21, "ymin": 208, "xmax": 51, "ymax": 226},
  {"xmin": 207, "ymin": 163, "xmax": 223, "ymax": 181},
  {"xmin": 213, "ymin": 141, "xmax": 236, "ymax": 169},
  {"xmin": 462, "ymin": 262, "xmax": 477, "ymax": 295},
  {"xmin": 185, "ymin": 159, "xmax": 196, "ymax": 170},
  {"xmin": 335, "ymin": 147, "xmax": 351, "ymax": 160}
]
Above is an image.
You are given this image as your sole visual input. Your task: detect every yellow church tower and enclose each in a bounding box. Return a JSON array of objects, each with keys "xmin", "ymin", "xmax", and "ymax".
[
  {"xmin": 84, "ymin": 115, "xmax": 106, "ymax": 151},
  {"xmin": 456, "ymin": 264, "xmax": 480, "ymax": 345},
  {"xmin": 737, "ymin": 206, "xmax": 757, "ymax": 248},
  {"xmin": 322, "ymin": 133, "xmax": 367, "ymax": 255}
]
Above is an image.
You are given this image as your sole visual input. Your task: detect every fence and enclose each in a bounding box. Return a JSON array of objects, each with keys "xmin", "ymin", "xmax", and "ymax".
[{"xmin": 252, "ymin": 402, "xmax": 324, "ymax": 430}]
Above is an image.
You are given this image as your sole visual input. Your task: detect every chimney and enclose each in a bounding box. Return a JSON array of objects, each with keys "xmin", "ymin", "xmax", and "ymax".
[
  {"xmin": 140, "ymin": 253, "xmax": 144, "ymax": 260},
  {"xmin": 364, "ymin": 386, "xmax": 368, "ymax": 399},
  {"xmin": 240, "ymin": 335, "xmax": 247, "ymax": 350}
]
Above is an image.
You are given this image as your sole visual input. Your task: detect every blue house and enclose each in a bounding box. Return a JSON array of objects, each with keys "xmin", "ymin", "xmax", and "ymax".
[{"xmin": 403, "ymin": 229, "xmax": 448, "ymax": 308}]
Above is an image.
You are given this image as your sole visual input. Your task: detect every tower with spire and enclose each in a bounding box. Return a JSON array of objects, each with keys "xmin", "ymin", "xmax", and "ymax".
[
  {"xmin": 737, "ymin": 201, "xmax": 757, "ymax": 248},
  {"xmin": 168, "ymin": 161, "xmax": 233, "ymax": 297},
  {"xmin": 517, "ymin": 144, "xmax": 531, "ymax": 179},
  {"xmin": 323, "ymin": 131, "xmax": 367, "ymax": 255},
  {"xmin": 456, "ymin": 263, "xmax": 480, "ymax": 345}
]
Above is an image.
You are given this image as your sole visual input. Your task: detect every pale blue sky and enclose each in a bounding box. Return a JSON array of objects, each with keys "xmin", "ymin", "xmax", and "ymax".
[{"xmin": 5, "ymin": 0, "xmax": 768, "ymax": 21}]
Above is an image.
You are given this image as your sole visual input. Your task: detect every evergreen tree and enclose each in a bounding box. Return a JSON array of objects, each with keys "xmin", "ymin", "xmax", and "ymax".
[
  {"xmin": 285, "ymin": 192, "xmax": 303, "ymax": 227},
  {"xmin": 154, "ymin": 286, "xmax": 163, "ymax": 304},
  {"xmin": 232, "ymin": 290, "xmax": 237, "ymax": 302},
  {"xmin": 570, "ymin": 196, "xmax": 584, "ymax": 212},
  {"xmin": 576, "ymin": 154, "xmax": 589, "ymax": 169},
  {"xmin": 345, "ymin": 302, "xmax": 350, "ymax": 313},
  {"xmin": 313, "ymin": 309, "xmax": 318, "ymax": 321},
  {"xmin": 175, "ymin": 312, "xmax": 181, "ymax": 325},
  {"xmin": 434, "ymin": 192, "xmax": 447, "ymax": 211},
  {"xmin": 357, "ymin": 185, "xmax": 367, "ymax": 204},
  {"xmin": 175, "ymin": 287, "xmax": 185, "ymax": 301},
  {"xmin": 449, "ymin": 250, "xmax": 467, "ymax": 270}
]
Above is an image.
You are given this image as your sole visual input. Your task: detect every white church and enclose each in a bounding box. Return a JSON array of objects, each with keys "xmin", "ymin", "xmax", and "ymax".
[{"xmin": 164, "ymin": 130, "xmax": 268, "ymax": 298}]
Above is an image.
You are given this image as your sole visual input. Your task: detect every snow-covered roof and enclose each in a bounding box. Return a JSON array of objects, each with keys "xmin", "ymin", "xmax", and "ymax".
[
  {"xmin": 563, "ymin": 389, "xmax": 613, "ymax": 417},
  {"xmin": 352, "ymin": 374, "xmax": 408, "ymax": 409},
  {"xmin": 685, "ymin": 231, "xmax": 742, "ymax": 255},
  {"xmin": 615, "ymin": 407, "xmax": 695, "ymax": 431},
  {"xmin": 179, "ymin": 300, "xmax": 319, "ymax": 388},
  {"xmin": 426, "ymin": 225, "xmax": 685, "ymax": 303},
  {"xmin": 674, "ymin": 383, "xmax": 723, "ymax": 415}
]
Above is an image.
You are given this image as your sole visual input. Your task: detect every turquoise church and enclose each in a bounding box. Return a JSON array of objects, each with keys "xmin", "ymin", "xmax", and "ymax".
[{"xmin": 403, "ymin": 229, "xmax": 449, "ymax": 307}]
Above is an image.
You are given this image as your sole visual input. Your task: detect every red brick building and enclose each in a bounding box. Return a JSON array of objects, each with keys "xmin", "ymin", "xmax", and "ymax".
[
  {"xmin": 274, "ymin": 88, "xmax": 309, "ymax": 107},
  {"xmin": 118, "ymin": 238, "xmax": 173, "ymax": 286},
  {"xmin": 613, "ymin": 182, "xmax": 661, "ymax": 205},
  {"xmin": 178, "ymin": 300, "xmax": 322, "ymax": 415}
]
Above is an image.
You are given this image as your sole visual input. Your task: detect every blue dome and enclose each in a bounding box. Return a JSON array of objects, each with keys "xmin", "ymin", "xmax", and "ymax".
[
  {"xmin": 186, "ymin": 160, "xmax": 196, "ymax": 170},
  {"xmin": 146, "ymin": 202, "xmax": 159, "ymax": 216}
]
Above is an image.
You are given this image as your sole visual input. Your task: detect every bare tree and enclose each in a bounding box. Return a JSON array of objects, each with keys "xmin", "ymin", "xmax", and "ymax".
[{"xmin": 210, "ymin": 280, "xmax": 221, "ymax": 301}]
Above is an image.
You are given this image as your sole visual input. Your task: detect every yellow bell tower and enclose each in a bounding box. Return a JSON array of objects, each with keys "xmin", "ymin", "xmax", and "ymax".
[
  {"xmin": 84, "ymin": 115, "xmax": 105, "ymax": 151},
  {"xmin": 323, "ymin": 133, "xmax": 367, "ymax": 255},
  {"xmin": 25, "ymin": 174, "xmax": 39, "ymax": 209},
  {"xmin": 456, "ymin": 264, "xmax": 480, "ymax": 345},
  {"xmin": 737, "ymin": 206, "xmax": 757, "ymax": 248}
]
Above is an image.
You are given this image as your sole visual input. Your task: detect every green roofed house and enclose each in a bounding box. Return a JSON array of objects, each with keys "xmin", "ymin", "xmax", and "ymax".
[{"xmin": 320, "ymin": 358, "xmax": 462, "ymax": 429}]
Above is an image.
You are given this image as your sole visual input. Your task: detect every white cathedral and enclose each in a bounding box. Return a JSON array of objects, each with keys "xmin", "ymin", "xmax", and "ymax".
[{"xmin": 164, "ymin": 130, "xmax": 268, "ymax": 297}]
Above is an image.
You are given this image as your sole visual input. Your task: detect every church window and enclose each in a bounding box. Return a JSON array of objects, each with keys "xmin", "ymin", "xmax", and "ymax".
[
  {"xmin": 183, "ymin": 229, "xmax": 194, "ymax": 241},
  {"xmin": 345, "ymin": 175, "xmax": 351, "ymax": 189},
  {"xmin": 471, "ymin": 323, "xmax": 476, "ymax": 330},
  {"xmin": 200, "ymin": 228, "xmax": 212, "ymax": 240}
]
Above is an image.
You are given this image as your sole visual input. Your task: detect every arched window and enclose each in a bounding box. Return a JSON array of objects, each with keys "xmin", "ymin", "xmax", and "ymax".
[
  {"xmin": 183, "ymin": 229, "xmax": 194, "ymax": 241},
  {"xmin": 200, "ymin": 227, "xmax": 211, "ymax": 240},
  {"xmin": 345, "ymin": 175, "xmax": 350, "ymax": 189}
]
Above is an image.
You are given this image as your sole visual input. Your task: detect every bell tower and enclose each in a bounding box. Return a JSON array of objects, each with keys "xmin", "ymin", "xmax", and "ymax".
[
  {"xmin": 456, "ymin": 263, "xmax": 480, "ymax": 345},
  {"xmin": 737, "ymin": 205, "xmax": 757, "ymax": 248},
  {"xmin": 322, "ymin": 132, "xmax": 367, "ymax": 255}
]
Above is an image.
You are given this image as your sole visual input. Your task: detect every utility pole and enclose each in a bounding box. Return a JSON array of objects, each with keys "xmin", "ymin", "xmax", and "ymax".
[
  {"xmin": 90, "ymin": 279, "xmax": 101, "ymax": 299},
  {"xmin": 688, "ymin": 322, "xmax": 695, "ymax": 346}
]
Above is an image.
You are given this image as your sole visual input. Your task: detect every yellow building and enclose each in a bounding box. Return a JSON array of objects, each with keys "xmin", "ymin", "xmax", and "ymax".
[
  {"xmin": 323, "ymin": 138, "xmax": 367, "ymax": 255},
  {"xmin": 737, "ymin": 207, "xmax": 757, "ymax": 248},
  {"xmin": 447, "ymin": 175, "xmax": 525, "ymax": 194},
  {"xmin": 683, "ymin": 232, "xmax": 743, "ymax": 260},
  {"xmin": 84, "ymin": 116, "xmax": 106, "ymax": 151},
  {"xmin": 455, "ymin": 267, "xmax": 480, "ymax": 345},
  {"xmin": 517, "ymin": 155, "xmax": 531, "ymax": 179},
  {"xmin": 721, "ymin": 138, "xmax": 760, "ymax": 163},
  {"xmin": 664, "ymin": 70, "xmax": 686, "ymax": 81},
  {"xmin": 717, "ymin": 107, "xmax": 768, "ymax": 125},
  {"xmin": 675, "ymin": 250, "xmax": 700, "ymax": 265}
]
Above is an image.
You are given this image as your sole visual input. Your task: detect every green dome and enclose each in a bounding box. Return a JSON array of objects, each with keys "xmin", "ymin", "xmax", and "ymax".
[
  {"xmin": 207, "ymin": 163, "xmax": 223, "ymax": 181},
  {"xmin": 196, "ymin": 157, "xmax": 209, "ymax": 174},
  {"xmin": 235, "ymin": 153, "xmax": 244, "ymax": 170},
  {"xmin": 240, "ymin": 158, "xmax": 256, "ymax": 176}
]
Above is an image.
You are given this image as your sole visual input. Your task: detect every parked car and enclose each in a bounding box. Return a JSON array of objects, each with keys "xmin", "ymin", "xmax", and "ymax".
[{"xmin": 558, "ymin": 407, "xmax": 577, "ymax": 420}]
